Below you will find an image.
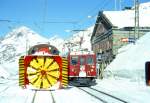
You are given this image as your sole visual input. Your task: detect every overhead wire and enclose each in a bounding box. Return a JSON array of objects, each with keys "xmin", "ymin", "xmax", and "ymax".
[
  {"xmin": 75, "ymin": 0, "xmax": 113, "ymax": 30},
  {"xmin": 0, "ymin": 0, "xmax": 116, "ymax": 38}
]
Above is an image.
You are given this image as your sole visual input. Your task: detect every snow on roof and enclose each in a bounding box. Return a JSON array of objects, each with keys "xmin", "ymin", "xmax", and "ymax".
[
  {"xmin": 103, "ymin": 2, "xmax": 150, "ymax": 28},
  {"xmin": 139, "ymin": 2, "xmax": 150, "ymax": 10}
]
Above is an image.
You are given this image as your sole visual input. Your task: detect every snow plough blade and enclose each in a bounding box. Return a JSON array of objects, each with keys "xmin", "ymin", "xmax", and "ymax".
[
  {"xmin": 19, "ymin": 56, "xmax": 25, "ymax": 88},
  {"xmin": 62, "ymin": 57, "xmax": 68, "ymax": 87}
]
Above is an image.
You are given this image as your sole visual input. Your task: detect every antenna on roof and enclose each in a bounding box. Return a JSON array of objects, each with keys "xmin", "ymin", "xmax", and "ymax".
[{"xmin": 114, "ymin": 0, "xmax": 122, "ymax": 10}]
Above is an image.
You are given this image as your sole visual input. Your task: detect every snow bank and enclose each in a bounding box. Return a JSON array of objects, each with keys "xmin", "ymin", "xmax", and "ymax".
[
  {"xmin": 66, "ymin": 26, "xmax": 94, "ymax": 51},
  {"xmin": 0, "ymin": 65, "xmax": 10, "ymax": 78},
  {"xmin": 105, "ymin": 32, "xmax": 150, "ymax": 81}
]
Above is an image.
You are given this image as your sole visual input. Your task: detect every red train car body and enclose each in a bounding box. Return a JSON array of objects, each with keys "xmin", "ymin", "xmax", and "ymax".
[{"xmin": 68, "ymin": 51, "xmax": 97, "ymax": 86}]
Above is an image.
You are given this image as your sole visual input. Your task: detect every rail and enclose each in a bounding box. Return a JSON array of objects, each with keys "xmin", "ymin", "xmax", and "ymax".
[{"xmin": 78, "ymin": 87, "xmax": 128, "ymax": 103}]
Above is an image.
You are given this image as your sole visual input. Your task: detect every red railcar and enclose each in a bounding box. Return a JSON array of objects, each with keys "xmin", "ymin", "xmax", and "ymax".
[{"xmin": 68, "ymin": 51, "xmax": 96, "ymax": 86}]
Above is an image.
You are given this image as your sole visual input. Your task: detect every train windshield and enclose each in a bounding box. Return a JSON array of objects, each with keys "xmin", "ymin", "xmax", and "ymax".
[
  {"xmin": 80, "ymin": 57, "xmax": 85, "ymax": 65},
  {"xmin": 71, "ymin": 56, "xmax": 78, "ymax": 65},
  {"xmin": 87, "ymin": 56, "xmax": 94, "ymax": 65}
]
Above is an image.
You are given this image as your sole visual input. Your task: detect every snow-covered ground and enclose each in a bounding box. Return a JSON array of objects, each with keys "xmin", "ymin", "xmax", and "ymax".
[{"xmin": 0, "ymin": 78, "xmax": 150, "ymax": 103}]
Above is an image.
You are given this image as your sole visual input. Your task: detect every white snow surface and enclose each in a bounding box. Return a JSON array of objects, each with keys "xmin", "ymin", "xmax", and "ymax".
[
  {"xmin": 103, "ymin": 2, "xmax": 150, "ymax": 28},
  {"xmin": 105, "ymin": 32, "xmax": 150, "ymax": 82},
  {"xmin": 65, "ymin": 26, "xmax": 94, "ymax": 51}
]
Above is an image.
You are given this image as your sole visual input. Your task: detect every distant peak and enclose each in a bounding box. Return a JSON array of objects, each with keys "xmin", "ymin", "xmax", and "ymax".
[
  {"xmin": 49, "ymin": 35, "xmax": 60, "ymax": 40},
  {"xmin": 4, "ymin": 26, "xmax": 37, "ymax": 39},
  {"xmin": 12, "ymin": 26, "xmax": 33, "ymax": 33}
]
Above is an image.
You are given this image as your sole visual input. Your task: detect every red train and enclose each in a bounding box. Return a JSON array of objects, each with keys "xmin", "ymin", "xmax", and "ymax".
[
  {"xmin": 19, "ymin": 44, "xmax": 96, "ymax": 89},
  {"xmin": 68, "ymin": 51, "xmax": 96, "ymax": 86}
]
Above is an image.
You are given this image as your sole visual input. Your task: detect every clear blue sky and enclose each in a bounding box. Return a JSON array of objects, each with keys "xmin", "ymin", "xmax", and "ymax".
[{"xmin": 0, "ymin": 0, "xmax": 149, "ymax": 39}]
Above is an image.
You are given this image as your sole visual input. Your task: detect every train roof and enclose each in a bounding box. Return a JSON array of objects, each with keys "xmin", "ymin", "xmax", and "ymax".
[
  {"xmin": 69, "ymin": 50, "xmax": 95, "ymax": 55},
  {"xmin": 28, "ymin": 44, "xmax": 59, "ymax": 55}
]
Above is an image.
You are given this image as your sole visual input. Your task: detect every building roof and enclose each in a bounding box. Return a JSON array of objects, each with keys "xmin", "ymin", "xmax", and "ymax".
[
  {"xmin": 103, "ymin": 10, "xmax": 150, "ymax": 28},
  {"xmin": 103, "ymin": 2, "xmax": 150, "ymax": 28},
  {"xmin": 91, "ymin": 2, "xmax": 150, "ymax": 41}
]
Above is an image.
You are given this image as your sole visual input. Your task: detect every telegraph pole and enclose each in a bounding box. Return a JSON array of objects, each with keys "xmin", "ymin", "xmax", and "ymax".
[
  {"xmin": 119, "ymin": 0, "xmax": 122, "ymax": 10},
  {"xmin": 134, "ymin": 0, "xmax": 140, "ymax": 40},
  {"xmin": 114, "ymin": 0, "xmax": 122, "ymax": 10},
  {"xmin": 115, "ymin": 0, "xmax": 117, "ymax": 10}
]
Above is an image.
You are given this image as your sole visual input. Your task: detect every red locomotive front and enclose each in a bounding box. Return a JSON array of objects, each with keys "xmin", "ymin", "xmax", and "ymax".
[{"xmin": 68, "ymin": 51, "xmax": 96, "ymax": 86}]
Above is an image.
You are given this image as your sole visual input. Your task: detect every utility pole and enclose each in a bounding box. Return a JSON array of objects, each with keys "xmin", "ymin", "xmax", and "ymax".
[
  {"xmin": 115, "ymin": 0, "xmax": 117, "ymax": 10},
  {"xmin": 114, "ymin": 0, "xmax": 122, "ymax": 10},
  {"xmin": 26, "ymin": 34, "xmax": 28, "ymax": 55},
  {"xmin": 71, "ymin": 29, "xmax": 87, "ymax": 50},
  {"xmin": 119, "ymin": 0, "xmax": 122, "ymax": 10},
  {"xmin": 134, "ymin": 0, "xmax": 140, "ymax": 40}
]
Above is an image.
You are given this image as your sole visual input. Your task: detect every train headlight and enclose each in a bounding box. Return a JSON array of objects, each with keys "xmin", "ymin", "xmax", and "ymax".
[
  {"xmin": 71, "ymin": 69, "xmax": 74, "ymax": 72},
  {"xmin": 80, "ymin": 65, "xmax": 85, "ymax": 71},
  {"xmin": 91, "ymin": 65, "xmax": 95, "ymax": 68}
]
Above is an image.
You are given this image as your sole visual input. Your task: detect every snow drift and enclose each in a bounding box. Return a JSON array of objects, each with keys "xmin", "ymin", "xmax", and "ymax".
[{"xmin": 105, "ymin": 32, "xmax": 150, "ymax": 82}]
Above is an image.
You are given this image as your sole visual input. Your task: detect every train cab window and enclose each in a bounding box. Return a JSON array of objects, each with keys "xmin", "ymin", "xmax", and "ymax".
[
  {"xmin": 31, "ymin": 48, "xmax": 38, "ymax": 54},
  {"xmin": 71, "ymin": 56, "xmax": 78, "ymax": 65},
  {"xmin": 80, "ymin": 57, "xmax": 85, "ymax": 65},
  {"xmin": 87, "ymin": 57, "xmax": 94, "ymax": 65},
  {"xmin": 52, "ymin": 49, "xmax": 58, "ymax": 55}
]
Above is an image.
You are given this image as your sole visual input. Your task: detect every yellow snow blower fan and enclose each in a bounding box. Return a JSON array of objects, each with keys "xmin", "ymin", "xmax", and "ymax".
[{"xmin": 19, "ymin": 44, "xmax": 68, "ymax": 89}]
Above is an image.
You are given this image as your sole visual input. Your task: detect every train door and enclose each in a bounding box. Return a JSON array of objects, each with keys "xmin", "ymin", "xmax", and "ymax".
[
  {"xmin": 79, "ymin": 55, "xmax": 86, "ymax": 77},
  {"xmin": 86, "ymin": 55, "xmax": 96, "ymax": 77}
]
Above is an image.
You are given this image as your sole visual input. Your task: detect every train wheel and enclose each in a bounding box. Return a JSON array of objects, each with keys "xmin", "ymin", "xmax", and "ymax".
[
  {"xmin": 19, "ymin": 56, "xmax": 25, "ymax": 88},
  {"xmin": 27, "ymin": 56, "xmax": 60, "ymax": 89},
  {"xmin": 62, "ymin": 57, "xmax": 68, "ymax": 87}
]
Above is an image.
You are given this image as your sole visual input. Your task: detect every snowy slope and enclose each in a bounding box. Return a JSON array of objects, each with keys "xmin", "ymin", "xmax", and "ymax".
[
  {"xmin": 64, "ymin": 26, "xmax": 94, "ymax": 52},
  {"xmin": 48, "ymin": 35, "xmax": 65, "ymax": 56},
  {"xmin": 0, "ymin": 26, "xmax": 48, "ymax": 61},
  {"xmin": 139, "ymin": 1, "xmax": 150, "ymax": 10},
  {"xmin": 105, "ymin": 32, "xmax": 150, "ymax": 82},
  {"xmin": 0, "ymin": 26, "xmax": 50, "ymax": 78}
]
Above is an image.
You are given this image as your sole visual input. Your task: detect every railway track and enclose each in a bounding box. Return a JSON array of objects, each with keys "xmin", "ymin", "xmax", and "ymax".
[
  {"xmin": 31, "ymin": 90, "xmax": 56, "ymax": 103},
  {"xmin": 78, "ymin": 87, "xmax": 128, "ymax": 103}
]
